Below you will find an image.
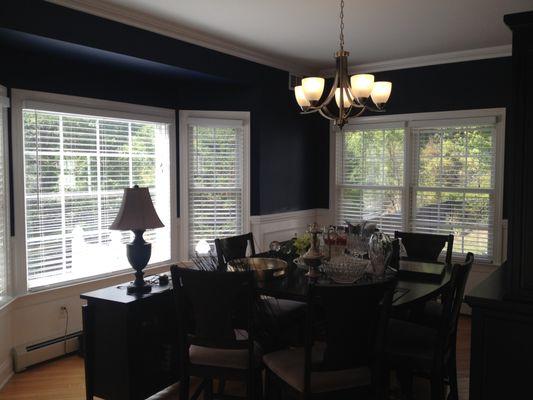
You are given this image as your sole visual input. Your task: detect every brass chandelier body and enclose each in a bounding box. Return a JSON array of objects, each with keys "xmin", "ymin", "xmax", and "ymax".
[{"xmin": 294, "ymin": 0, "xmax": 392, "ymax": 129}]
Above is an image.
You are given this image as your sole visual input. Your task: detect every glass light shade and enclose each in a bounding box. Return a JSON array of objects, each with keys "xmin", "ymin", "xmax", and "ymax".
[
  {"xmin": 195, "ymin": 239, "xmax": 211, "ymax": 255},
  {"xmin": 350, "ymin": 74, "xmax": 375, "ymax": 99},
  {"xmin": 301, "ymin": 77, "xmax": 325, "ymax": 101},
  {"xmin": 294, "ymin": 86, "xmax": 311, "ymax": 108},
  {"xmin": 335, "ymin": 87, "xmax": 352, "ymax": 108},
  {"xmin": 371, "ymin": 81, "xmax": 392, "ymax": 105}
]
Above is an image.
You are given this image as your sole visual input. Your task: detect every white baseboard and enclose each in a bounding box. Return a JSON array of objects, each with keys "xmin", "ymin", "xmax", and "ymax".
[{"xmin": 0, "ymin": 357, "xmax": 13, "ymax": 391}]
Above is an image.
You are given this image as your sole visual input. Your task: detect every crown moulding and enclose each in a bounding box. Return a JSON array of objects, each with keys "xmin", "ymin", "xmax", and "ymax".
[
  {"xmin": 318, "ymin": 45, "xmax": 512, "ymax": 77},
  {"xmin": 47, "ymin": 0, "xmax": 314, "ymax": 76},
  {"xmin": 48, "ymin": 0, "xmax": 511, "ymax": 78}
]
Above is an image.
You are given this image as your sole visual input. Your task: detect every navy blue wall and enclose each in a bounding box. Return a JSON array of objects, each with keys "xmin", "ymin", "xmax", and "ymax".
[
  {"xmin": 0, "ymin": 1, "xmax": 512, "ymax": 218},
  {"xmin": 0, "ymin": 0, "xmax": 329, "ymax": 216}
]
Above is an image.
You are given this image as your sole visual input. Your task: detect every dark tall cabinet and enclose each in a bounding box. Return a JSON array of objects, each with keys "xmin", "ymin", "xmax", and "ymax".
[
  {"xmin": 465, "ymin": 10, "xmax": 533, "ymax": 400},
  {"xmin": 505, "ymin": 10, "xmax": 533, "ymax": 301}
]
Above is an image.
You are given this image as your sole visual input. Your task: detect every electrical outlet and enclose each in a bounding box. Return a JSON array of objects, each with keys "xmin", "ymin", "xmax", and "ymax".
[{"xmin": 59, "ymin": 306, "xmax": 67, "ymax": 319}]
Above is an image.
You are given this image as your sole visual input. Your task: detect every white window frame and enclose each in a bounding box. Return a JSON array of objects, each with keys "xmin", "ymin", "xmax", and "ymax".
[
  {"xmin": 178, "ymin": 110, "xmax": 251, "ymax": 260},
  {"xmin": 331, "ymin": 108, "xmax": 506, "ymax": 265},
  {"xmin": 0, "ymin": 85, "xmax": 11, "ymax": 300},
  {"xmin": 11, "ymin": 89, "xmax": 179, "ymax": 294}
]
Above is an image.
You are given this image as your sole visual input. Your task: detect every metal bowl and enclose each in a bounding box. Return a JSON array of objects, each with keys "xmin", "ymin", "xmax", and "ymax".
[{"xmin": 227, "ymin": 257, "xmax": 288, "ymax": 281}]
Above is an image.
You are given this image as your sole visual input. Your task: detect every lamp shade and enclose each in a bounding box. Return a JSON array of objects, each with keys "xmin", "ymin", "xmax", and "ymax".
[{"xmin": 109, "ymin": 185, "xmax": 164, "ymax": 231}]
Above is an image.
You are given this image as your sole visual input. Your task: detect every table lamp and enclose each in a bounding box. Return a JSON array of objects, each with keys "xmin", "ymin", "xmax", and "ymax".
[{"xmin": 110, "ymin": 185, "xmax": 164, "ymax": 295}]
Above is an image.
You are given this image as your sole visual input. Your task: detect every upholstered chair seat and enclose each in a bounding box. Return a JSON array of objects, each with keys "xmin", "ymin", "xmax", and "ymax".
[
  {"xmin": 263, "ymin": 342, "xmax": 371, "ymax": 394},
  {"xmin": 387, "ymin": 318, "xmax": 439, "ymax": 369},
  {"xmin": 189, "ymin": 343, "xmax": 262, "ymax": 370}
]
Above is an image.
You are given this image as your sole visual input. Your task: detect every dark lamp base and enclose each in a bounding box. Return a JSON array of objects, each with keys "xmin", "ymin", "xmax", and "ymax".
[
  {"xmin": 125, "ymin": 229, "xmax": 153, "ymax": 296},
  {"xmin": 127, "ymin": 282, "xmax": 152, "ymax": 295}
]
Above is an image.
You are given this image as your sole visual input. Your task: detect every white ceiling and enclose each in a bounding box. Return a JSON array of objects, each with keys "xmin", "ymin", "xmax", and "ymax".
[{"xmin": 54, "ymin": 0, "xmax": 533, "ymax": 73}]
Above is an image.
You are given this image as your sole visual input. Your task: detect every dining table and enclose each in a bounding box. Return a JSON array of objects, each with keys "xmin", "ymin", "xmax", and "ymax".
[{"xmin": 252, "ymin": 253, "xmax": 452, "ymax": 309}]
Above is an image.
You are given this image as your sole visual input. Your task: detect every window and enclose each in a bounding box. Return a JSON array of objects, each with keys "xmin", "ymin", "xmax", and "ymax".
[
  {"xmin": 13, "ymin": 91, "xmax": 175, "ymax": 290},
  {"xmin": 0, "ymin": 88, "xmax": 9, "ymax": 296},
  {"xmin": 336, "ymin": 125, "xmax": 405, "ymax": 234},
  {"xmin": 180, "ymin": 112, "xmax": 250, "ymax": 258},
  {"xmin": 335, "ymin": 110, "xmax": 504, "ymax": 263},
  {"xmin": 411, "ymin": 123, "xmax": 496, "ymax": 258}
]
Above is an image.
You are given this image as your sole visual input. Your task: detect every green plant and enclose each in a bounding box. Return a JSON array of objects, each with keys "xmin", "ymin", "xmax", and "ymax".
[{"xmin": 294, "ymin": 233, "xmax": 311, "ymax": 256}]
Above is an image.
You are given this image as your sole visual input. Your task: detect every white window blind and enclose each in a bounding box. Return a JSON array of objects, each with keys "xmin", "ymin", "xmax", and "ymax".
[
  {"xmin": 23, "ymin": 108, "xmax": 171, "ymax": 289},
  {"xmin": 0, "ymin": 96, "xmax": 8, "ymax": 296},
  {"xmin": 187, "ymin": 119, "xmax": 244, "ymax": 256},
  {"xmin": 411, "ymin": 124, "xmax": 496, "ymax": 260},
  {"xmin": 335, "ymin": 114, "xmax": 501, "ymax": 264},
  {"xmin": 336, "ymin": 126, "xmax": 405, "ymax": 234}
]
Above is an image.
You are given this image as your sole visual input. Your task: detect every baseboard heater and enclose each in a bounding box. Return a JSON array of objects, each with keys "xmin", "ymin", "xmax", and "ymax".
[{"xmin": 12, "ymin": 331, "xmax": 83, "ymax": 372}]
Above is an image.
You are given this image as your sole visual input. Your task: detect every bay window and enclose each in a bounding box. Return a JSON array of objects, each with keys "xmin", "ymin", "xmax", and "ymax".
[
  {"xmin": 0, "ymin": 87, "xmax": 9, "ymax": 297},
  {"xmin": 12, "ymin": 90, "xmax": 176, "ymax": 291},
  {"xmin": 179, "ymin": 111, "xmax": 250, "ymax": 258}
]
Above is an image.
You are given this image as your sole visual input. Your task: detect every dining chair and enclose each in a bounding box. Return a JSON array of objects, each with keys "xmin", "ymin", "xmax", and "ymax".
[
  {"xmin": 394, "ymin": 231, "xmax": 454, "ymax": 265},
  {"xmin": 170, "ymin": 266, "xmax": 262, "ymax": 400},
  {"xmin": 215, "ymin": 232, "xmax": 307, "ymax": 348},
  {"xmin": 263, "ymin": 278, "xmax": 397, "ymax": 400},
  {"xmin": 386, "ymin": 252, "xmax": 474, "ymax": 400},
  {"xmin": 215, "ymin": 232, "xmax": 256, "ymax": 271}
]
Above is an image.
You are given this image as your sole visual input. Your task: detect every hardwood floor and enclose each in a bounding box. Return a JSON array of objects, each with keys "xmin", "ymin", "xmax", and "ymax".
[{"xmin": 0, "ymin": 316, "xmax": 471, "ymax": 400}]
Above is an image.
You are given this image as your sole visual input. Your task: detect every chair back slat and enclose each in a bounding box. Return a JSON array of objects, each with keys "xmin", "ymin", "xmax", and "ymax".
[
  {"xmin": 308, "ymin": 279, "xmax": 397, "ymax": 372},
  {"xmin": 394, "ymin": 231, "xmax": 454, "ymax": 265},
  {"xmin": 440, "ymin": 252, "xmax": 474, "ymax": 347},
  {"xmin": 215, "ymin": 232, "xmax": 256, "ymax": 271},
  {"xmin": 170, "ymin": 267, "xmax": 254, "ymax": 349}
]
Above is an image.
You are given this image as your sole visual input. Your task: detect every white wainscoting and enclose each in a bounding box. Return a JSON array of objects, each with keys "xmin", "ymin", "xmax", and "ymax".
[{"xmin": 250, "ymin": 209, "xmax": 330, "ymax": 252}]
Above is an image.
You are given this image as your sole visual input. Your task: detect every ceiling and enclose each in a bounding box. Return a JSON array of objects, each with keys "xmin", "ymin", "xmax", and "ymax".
[{"xmin": 54, "ymin": 0, "xmax": 532, "ymax": 73}]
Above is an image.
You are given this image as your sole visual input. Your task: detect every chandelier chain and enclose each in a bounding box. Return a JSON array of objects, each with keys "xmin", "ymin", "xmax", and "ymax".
[{"xmin": 339, "ymin": 0, "xmax": 345, "ymax": 50}]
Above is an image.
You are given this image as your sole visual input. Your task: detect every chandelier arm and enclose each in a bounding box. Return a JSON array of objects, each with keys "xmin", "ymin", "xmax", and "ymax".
[
  {"xmin": 319, "ymin": 105, "xmax": 337, "ymax": 120},
  {"xmin": 322, "ymin": 69, "xmax": 340, "ymax": 108},
  {"xmin": 300, "ymin": 108, "xmax": 320, "ymax": 115},
  {"xmin": 364, "ymin": 104, "xmax": 387, "ymax": 113},
  {"xmin": 341, "ymin": 72, "xmax": 364, "ymax": 109},
  {"xmin": 347, "ymin": 106, "xmax": 367, "ymax": 119}
]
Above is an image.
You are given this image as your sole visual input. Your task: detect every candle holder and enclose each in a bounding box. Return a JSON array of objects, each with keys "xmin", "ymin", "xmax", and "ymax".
[{"xmin": 302, "ymin": 223, "xmax": 325, "ymax": 278}]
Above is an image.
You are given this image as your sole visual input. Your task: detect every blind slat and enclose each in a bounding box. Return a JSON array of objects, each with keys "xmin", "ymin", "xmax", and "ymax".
[
  {"xmin": 187, "ymin": 121, "xmax": 244, "ymax": 256},
  {"xmin": 23, "ymin": 109, "xmax": 171, "ymax": 289},
  {"xmin": 336, "ymin": 120, "xmax": 498, "ymax": 263}
]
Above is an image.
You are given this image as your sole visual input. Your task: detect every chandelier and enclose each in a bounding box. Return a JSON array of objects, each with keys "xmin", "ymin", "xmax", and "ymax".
[{"xmin": 294, "ymin": 0, "xmax": 392, "ymax": 129}]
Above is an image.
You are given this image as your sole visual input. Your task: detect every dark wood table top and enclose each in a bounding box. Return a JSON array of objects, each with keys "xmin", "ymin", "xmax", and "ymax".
[
  {"xmin": 81, "ymin": 260, "xmax": 451, "ymax": 309},
  {"xmin": 255, "ymin": 259, "xmax": 452, "ymax": 309}
]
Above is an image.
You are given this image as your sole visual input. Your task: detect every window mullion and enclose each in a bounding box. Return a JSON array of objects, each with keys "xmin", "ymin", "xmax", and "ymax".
[
  {"xmin": 128, "ymin": 122, "xmax": 133, "ymax": 187},
  {"xmin": 403, "ymin": 126, "xmax": 413, "ymax": 233},
  {"xmin": 96, "ymin": 119, "xmax": 102, "ymax": 245},
  {"xmin": 59, "ymin": 115, "xmax": 67, "ymax": 274}
]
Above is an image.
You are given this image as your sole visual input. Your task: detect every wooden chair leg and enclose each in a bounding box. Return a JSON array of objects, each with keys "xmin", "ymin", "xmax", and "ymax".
[
  {"xmin": 204, "ymin": 379, "xmax": 213, "ymax": 400},
  {"xmin": 264, "ymin": 369, "xmax": 271, "ymax": 400},
  {"xmin": 255, "ymin": 369, "xmax": 264, "ymax": 400},
  {"xmin": 430, "ymin": 369, "xmax": 446, "ymax": 400},
  {"xmin": 179, "ymin": 374, "xmax": 190, "ymax": 400},
  {"xmin": 447, "ymin": 351, "xmax": 459, "ymax": 400},
  {"xmin": 396, "ymin": 368, "xmax": 413, "ymax": 400},
  {"xmin": 217, "ymin": 379, "xmax": 226, "ymax": 396}
]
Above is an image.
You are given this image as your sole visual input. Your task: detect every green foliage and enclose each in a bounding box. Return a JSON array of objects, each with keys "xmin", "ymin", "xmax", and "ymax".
[{"xmin": 294, "ymin": 233, "xmax": 311, "ymax": 256}]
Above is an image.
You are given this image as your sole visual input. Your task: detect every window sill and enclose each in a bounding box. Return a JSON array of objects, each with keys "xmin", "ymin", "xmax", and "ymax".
[{"xmin": 0, "ymin": 295, "xmax": 15, "ymax": 312}]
